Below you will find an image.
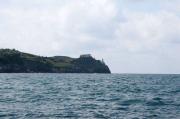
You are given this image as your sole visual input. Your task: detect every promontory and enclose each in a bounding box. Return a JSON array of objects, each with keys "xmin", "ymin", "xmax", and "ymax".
[{"xmin": 0, "ymin": 49, "xmax": 111, "ymax": 73}]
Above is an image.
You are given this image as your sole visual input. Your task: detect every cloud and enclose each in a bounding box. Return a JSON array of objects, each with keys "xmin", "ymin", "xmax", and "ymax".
[
  {"xmin": 115, "ymin": 11, "xmax": 180, "ymax": 53},
  {"xmin": 0, "ymin": 0, "xmax": 117, "ymax": 56}
]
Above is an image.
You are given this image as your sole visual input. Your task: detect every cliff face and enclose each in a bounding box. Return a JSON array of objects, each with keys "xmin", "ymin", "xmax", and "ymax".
[{"xmin": 0, "ymin": 49, "xmax": 111, "ymax": 73}]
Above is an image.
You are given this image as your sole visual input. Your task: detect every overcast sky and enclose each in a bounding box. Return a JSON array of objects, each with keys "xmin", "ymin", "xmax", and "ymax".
[{"xmin": 0, "ymin": 0, "xmax": 180, "ymax": 73}]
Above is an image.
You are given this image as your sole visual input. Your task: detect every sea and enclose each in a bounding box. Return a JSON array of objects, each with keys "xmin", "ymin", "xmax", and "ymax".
[{"xmin": 0, "ymin": 73, "xmax": 179, "ymax": 119}]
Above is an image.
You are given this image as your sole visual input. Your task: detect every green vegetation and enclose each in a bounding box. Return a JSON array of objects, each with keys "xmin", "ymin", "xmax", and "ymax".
[{"xmin": 0, "ymin": 49, "xmax": 111, "ymax": 73}]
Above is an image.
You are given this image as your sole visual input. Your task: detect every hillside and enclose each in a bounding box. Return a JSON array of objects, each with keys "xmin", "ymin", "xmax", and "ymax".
[{"xmin": 0, "ymin": 49, "xmax": 111, "ymax": 73}]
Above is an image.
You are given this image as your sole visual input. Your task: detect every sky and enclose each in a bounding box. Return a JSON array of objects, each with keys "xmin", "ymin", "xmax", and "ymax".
[{"xmin": 0, "ymin": 0, "xmax": 180, "ymax": 73}]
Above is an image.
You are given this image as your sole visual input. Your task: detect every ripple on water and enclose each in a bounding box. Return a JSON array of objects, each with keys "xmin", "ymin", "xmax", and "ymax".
[
  {"xmin": 146, "ymin": 97, "xmax": 167, "ymax": 106},
  {"xmin": 120, "ymin": 99, "xmax": 144, "ymax": 106}
]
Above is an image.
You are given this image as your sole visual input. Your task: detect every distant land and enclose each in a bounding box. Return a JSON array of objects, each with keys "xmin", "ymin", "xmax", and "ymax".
[{"xmin": 0, "ymin": 49, "xmax": 111, "ymax": 73}]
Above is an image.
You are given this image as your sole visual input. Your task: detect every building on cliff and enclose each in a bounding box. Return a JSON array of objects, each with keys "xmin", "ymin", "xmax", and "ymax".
[{"xmin": 80, "ymin": 54, "xmax": 92, "ymax": 58}]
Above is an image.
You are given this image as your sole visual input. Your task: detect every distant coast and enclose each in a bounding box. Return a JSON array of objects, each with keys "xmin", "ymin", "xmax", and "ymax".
[{"xmin": 0, "ymin": 49, "xmax": 111, "ymax": 73}]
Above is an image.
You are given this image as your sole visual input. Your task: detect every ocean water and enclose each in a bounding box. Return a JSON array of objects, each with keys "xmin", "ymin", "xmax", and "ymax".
[{"xmin": 0, "ymin": 74, "xmax": 179, "ymax": 119}]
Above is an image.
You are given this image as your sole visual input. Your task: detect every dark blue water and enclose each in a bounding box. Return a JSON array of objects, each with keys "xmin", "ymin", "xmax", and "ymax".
[{"xmin": 0, "ymin": 74, "xmax": 179, "ymax": 119}]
